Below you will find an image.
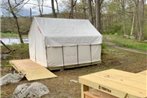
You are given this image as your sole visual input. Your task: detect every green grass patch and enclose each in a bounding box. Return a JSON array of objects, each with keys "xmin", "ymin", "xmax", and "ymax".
[
  {"xmin": 104, "ymin": 34, "xmax": 147, "ymax": 52},
  {"xmin": 1, "ymin": 32, "xmax": 28, "ymax": 38},
  {"xmin": 1, "ymin": 44, "xmax": 29, "ymax": 66}
]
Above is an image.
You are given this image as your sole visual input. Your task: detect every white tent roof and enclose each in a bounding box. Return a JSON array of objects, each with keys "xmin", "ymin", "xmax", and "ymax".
[{"xmin": 34, "ymin": 17, "xmax": 102, "ymax": 46}]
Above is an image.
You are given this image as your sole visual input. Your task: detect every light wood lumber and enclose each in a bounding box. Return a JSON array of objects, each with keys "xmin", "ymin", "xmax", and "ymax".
[
  {"xmin": 10, "ymin": 59, "xmax": 57, "ymax": 81},
  {"xmin": 79, "ymin": 69, "xmax": 147, "ymax": 98}
]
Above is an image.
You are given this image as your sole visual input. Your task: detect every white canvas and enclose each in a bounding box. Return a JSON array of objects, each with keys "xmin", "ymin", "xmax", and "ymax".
[
  {"xmin": 29, "ymin": 17, "xmax": 102, "ymax": 67},
  {"xmin": 78, "ymin": 45, "xmax": 91, "ymax": 64},
  {"xmin": 29, "ymin": 20, "xmax": 36, "ymax": 62},
  {"xmin": 91, "ymin": 45, "xmax": 101, "ymax": 62},
  {"xmin": 47, "ymin": 47, "xmax": 63, "ymax": 66},
  {"xmin": 35, "ymin": 17, "xmax": 102, "ymax": 46},
  {"xmin": 63, "ymin": 46, "xmax": 78, "ymax": 65}
]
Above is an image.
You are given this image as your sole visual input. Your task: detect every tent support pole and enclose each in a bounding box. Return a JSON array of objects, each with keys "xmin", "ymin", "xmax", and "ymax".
[
  {"xmin": 77, "ymin": 45, "xmax": 79, "ymax": 65},
  {"xmin": 61, "ymin": 46, "xmax": 65, "ymax": 71},
  {"xmin": 90, "ymin": 44, "xmax": 92, "ymax": 64},
  {"xmin": 45, "ymin": 46, "xmax": 48, "ymax": 67}
]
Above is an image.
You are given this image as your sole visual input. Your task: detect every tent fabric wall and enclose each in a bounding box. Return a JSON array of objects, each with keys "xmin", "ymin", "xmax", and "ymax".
[
  {"xmin": 63, "ymin": 46, "xmax": 78, "ymax": 65},
  {"xmin": 46, "ymin": 44, "xmax": 101, "ymax": 67},
  {"xmin": 36, "ymin": 17, "xmax": 102, "ymax": 46},
  {"xmin": 91, "ymin": 45, "xmax": 101, "ymax": 62},
  {"xmin": 35, "ymin": 28, "xmax": 47, "ymax": 67},
  {"xmin": 78, "ymin": 45, "xmax": 91, "ymax": 64},
  {"xmin": 29, "ymin": 17, "xmax": 102, "ymax": 68},
  {"xmin": 29, "ymin": 20, "xmax": 36, "ymax": 62},
  {"xmin": 47, "ymin": 47, "xmax": 63, "ymax": 66},
  {"xmin": 29, "ymin": 19, "xmax": 47, "ymax": 67}
]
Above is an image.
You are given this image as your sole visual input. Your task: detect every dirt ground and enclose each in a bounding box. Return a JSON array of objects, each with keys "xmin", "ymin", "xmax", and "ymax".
[{"xmin": 1, "ymin": 47, "xmax": 147, "ymax": 98}]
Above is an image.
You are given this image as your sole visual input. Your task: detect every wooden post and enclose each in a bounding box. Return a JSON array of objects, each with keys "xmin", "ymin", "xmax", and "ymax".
[{"xmin": 81, "ymin": 84, "xmax": 89, "ymax": 98}]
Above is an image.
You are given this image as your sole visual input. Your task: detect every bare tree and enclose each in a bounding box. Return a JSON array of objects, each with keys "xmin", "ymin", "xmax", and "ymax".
[
  {"xmin": 88, "ymin": 0, "xmax": 94, "ymax": 24},
  {"xmin": 130, "ymin": 12, "xmax": 135, "ymax": 36},
  {"xmin": 95, "ymin": 0, "xmax": 103, "ymax": 32},
  {"xmin": 131, "ymin": 0, "xmax": 145, "ymax": 41},
  {"xmin": 51, "ymin": 0, "xmax": 57, "ymax": 17},
  {"xmin": 55, "ymin": 0, "xmax": 59, "ymax": 15},
  {"xmin": 37, "ymin": 0, "xmax": 44, "ymax": 17},
  {"xmin": 82, "ymin": 0, "xmax": 87, "ymax": 19},
  {"xmin": 69, "ymin": 0, "xmax": 77, "ymax": 18},
  {"xmin": 120, "ymin": 0, "xmax": 127, "ymax": 36},
  {"xmin": 7, "ymin": 0, "xmax": 30, "ymax": 43},
  {"xmin": 138, "ymin": 0, "xmax": 145, "ymax": 41}
]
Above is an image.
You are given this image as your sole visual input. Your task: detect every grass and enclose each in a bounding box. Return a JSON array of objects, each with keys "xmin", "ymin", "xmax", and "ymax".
[
  {"xmin": 1, "ymin": 32, "xmax": 28, "ymax": 38},
  {"xmin": 104, "ymin": 34, "xmax": 147, "ymax": 52},
  {"xmin": 1, "ymin": 44, "xmax": 29, "ymax": 66}
]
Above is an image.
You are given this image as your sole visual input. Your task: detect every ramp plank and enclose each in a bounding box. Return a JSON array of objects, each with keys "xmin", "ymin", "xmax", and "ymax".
[{"xmin": 10, "ymin": 59, "xmax": 57, "ymax": 81}]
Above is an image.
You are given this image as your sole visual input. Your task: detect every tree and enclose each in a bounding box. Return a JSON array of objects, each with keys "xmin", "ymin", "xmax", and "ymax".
[
  {"xmin": 82, "ymin": 0, "xmax": 87, "ymax": 19},
  {"xmin": 131, "ymin": 0, "xmax": 145, "ymax": 41},
  {"xmin": 88, "ymin": 0, "xmax": 94, "ymax": 24},
  {"xmin": 69, "ymin": 0, "xmax": 77, "ymax": 18},
  {"xmin": 37, "ymin": 0, "xmax": 44, "ymax": 17},
  {"xmin": 138, "ymin": 0, "xmax": 145, "ymax": 41},
  {"xmin": 120, "ymin": 0, "xmax": 127, "ymax": 36},
  {"xmin": 55, "ymin": 0, "xmax": 59, "ymax": 15},
  {"xmin": 6, "ymin": 0, "xmax": 29, "ymax": 43},
  {"xmin": 95, "ymin": 0, "xmax": 103, "ymax": 32},
  {"xmin": 51, "ymin": 0, "xmax": 57, "ymax": 17}
]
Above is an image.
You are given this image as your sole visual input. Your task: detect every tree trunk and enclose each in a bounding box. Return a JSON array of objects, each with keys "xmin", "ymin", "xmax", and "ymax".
[
  {"xmin": 1, "ymin": 41, "xmax": 12, "ymax": 53},
  {"xmin": 130, "ymin": 13, "xmax": 135, "ymax": 36},
  {"xmin": 82, "ymin": 0, "xmax": 86, "ymax": 19},
  {"xmin": 138, "ymin": 0, "xmax": 144, "ymax": 41},
  {"xmin": 133, "ymin": 0, "xmax": 144, "ymax": 41},
  {"xmin": 8, "ymin": 0, "xmax": 24, "ymax": 44},
  {"xmin": 69, "ymin": 0, "xmax": 74, "ymax": 18},
  {"xmin": 88, "ymin": 0, "xmax": 93, "ymax": 24},
  {"xmin": 95, "ymin": 0, "xmax": 101, "ymax": 32},
  {"xmin": 55, "ymin": 0, "xmax": 59, "ymax": 15},
  {"xmin": 38, "ymin": 0, "xmax": 43, "ymax": 16},
  {"xmin": 69, "ymin": 0, "xmax": 77, "ymax": 18},
  {"xmin": 51, "ymin": 0, "xmax": 57, "ymax": 18},
  {"xmin": 121, "ymin": 0, "xmax": 127, "ymax": 36}
]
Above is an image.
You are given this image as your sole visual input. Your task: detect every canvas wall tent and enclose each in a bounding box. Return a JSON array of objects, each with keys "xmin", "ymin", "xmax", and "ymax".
[{"xmin": 29, "ymin": 17, "xmax": 102, "ymax": 68}]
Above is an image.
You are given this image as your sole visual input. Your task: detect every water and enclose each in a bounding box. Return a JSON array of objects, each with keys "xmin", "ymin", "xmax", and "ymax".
[{"xmin": 0, "ymin": 38, "xmax": 29, "ymax": 45}]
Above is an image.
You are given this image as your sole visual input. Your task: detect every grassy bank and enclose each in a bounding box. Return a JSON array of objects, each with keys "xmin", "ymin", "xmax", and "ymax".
[
  {"xmin": 1, "ymin": 32, "xmax": 28, "ymax": 38},
  {"xmin": 104, "ymin": 34, "xmax": 147, "ymax": 52},
  {"xmin": 1, "ymin": 44, "xmax": 29, "ymax": 66}
]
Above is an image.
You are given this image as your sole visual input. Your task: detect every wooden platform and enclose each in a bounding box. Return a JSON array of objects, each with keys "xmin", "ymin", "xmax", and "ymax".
[
  {"xmin": 138, "ymin": 70, "xmax": 147, "ymax": 75},
  {"xmin": 48, "ymin": 61, "xmax": 101, "ymax": 71},
  {"xmin": 79, "ymin": 69, "xmax": 147, "ymax": 98},
  {"xmin": 10, "ymin": 59, "xmax": 57, "ymax": 81}
]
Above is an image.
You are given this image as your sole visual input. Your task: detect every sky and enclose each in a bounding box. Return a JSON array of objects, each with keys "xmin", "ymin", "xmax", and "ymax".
[{"xmin": 0, "ymin": 0, "xmax": 66, "ymax": 16}]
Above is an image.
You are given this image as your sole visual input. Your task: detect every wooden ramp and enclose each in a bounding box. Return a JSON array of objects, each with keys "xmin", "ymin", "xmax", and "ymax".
[{"xmin": 10, "ymin": 59, "xmax": 57, "ymax": 81}]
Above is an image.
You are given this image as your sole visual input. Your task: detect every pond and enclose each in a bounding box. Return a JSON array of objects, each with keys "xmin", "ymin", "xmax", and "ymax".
[{"xmin": 0, "ymin": 38, "xmax": 29, "ymax": 45}]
